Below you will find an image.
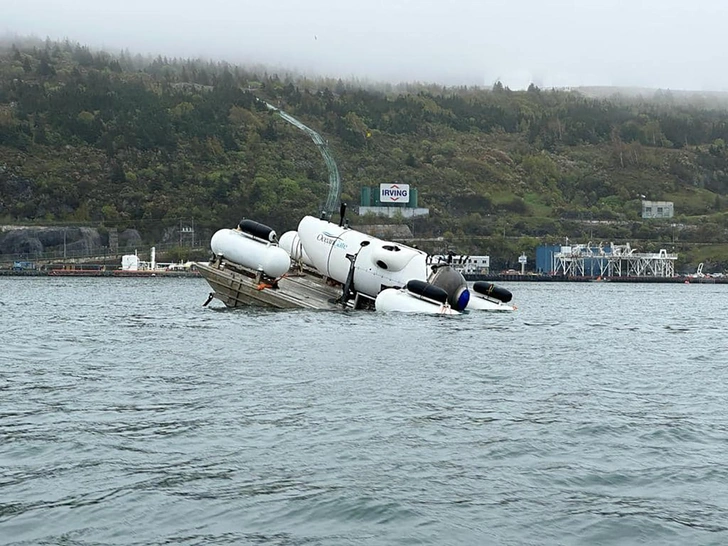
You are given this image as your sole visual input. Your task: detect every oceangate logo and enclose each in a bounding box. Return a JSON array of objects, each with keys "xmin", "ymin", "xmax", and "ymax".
[{"xmin": 317, "ymin": 231, "xmax": 347, "ymax": 249}]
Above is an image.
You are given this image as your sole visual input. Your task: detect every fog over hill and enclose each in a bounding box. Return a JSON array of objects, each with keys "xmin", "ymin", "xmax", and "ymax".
[
  {"xmin": 4, "ymin": 0, "xmax": 728, "ymax": 91},
  {"xmin": 5, "ymin": 31, "xmax": 728, "ymax": 112},
  {"xmin": 574, "ymin": 86, "xmax": 728, "ymax": 105}
]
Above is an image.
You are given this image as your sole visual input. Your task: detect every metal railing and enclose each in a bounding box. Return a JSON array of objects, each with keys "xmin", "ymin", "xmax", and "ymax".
[{"xmin": 0, "ymin": 242, "xmax": 207, "ymax": 266}]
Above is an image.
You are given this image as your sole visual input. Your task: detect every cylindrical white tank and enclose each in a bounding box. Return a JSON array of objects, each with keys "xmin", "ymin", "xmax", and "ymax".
[
  {"xmin": 466, "ymin": 295, "xmax": 516, "ymax": 311},
  {"xmin": 278, "ymin": 230, "xmax": 313, "ymax": 267},
  {"xmin": 375, "ymin": 288, "xmax": 460, "ymax": 314},
  {"xmin": 296, "ymin": 216, "xmax": 428, "ymax": 297},
  {"xmin": 211, "ymin": 229, "xmax": 290, "ymax": 278}
]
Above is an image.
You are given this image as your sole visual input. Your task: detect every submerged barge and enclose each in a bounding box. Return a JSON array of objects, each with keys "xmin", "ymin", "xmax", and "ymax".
[
  {"xmin": 196, "ymin": 259, "xmax": 345, "ymax": 310},
  {"xmin": 196, "ymin": 213, "xmax": 515, "ymax": 314}
]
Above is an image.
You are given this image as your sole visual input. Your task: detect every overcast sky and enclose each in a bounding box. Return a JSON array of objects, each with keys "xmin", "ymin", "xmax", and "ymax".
[{"xmin": 4, "ymin": 0, "xmax": 728, "ymax": 90}]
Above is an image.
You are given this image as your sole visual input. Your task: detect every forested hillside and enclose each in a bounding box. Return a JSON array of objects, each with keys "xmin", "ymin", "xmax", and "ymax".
[{"xmin": 2, "ymin": 38, "xmax": 728, "ymax": 268}]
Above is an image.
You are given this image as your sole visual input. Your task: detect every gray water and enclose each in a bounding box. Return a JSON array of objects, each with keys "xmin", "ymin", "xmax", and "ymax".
[{"xmin": 1, "ymin": 277, "xmax": 727, "ymax": 546}]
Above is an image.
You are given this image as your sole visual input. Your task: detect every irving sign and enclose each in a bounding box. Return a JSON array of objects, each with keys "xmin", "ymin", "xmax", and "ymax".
[{"xmin": 379, "ymin": 183, "xmax": 410, "ymax": 204}]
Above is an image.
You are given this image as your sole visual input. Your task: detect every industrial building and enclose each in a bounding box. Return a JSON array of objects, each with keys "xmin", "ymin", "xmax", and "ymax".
[
  {"xmin": 642, "ymin": 200, "xmax": 674, "ymax": 219},
  {"xmin": 537, "ymin": 242, "xmax": 677, "ymax": 278},
  {"xmin": 428, "ymin": 255, "xmax": 490, "ymax": 275}
]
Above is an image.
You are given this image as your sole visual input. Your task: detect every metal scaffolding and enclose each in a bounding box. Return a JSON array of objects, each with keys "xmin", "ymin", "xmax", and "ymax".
[{"xmin": 554, "ymin": 242, "xmax": 677, "ymax": 278}]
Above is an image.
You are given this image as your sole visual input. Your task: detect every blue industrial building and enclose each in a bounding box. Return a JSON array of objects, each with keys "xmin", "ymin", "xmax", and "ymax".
[
  {"xmin": 536, "ymin": 244, "xmax": 614, "ymax": 276},
  {"xmin": 535, "ymin": 245, "xmax": 561, "ymax": 274}
]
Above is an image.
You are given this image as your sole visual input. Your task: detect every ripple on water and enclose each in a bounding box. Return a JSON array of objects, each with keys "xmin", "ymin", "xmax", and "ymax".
[{"xmin": 1, "ymin": 279, "xmax": 728, "ymax": 545}]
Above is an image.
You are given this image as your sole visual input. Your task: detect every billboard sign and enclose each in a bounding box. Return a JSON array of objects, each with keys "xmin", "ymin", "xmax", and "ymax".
[{"xmin": 379, "ymin": 183, "xmax": 410, "ymax": 204}]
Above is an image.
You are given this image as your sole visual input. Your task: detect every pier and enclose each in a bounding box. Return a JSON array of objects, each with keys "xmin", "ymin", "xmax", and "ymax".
[{"xmin": 465, "ymin": 273, "xmax": 724, "ymax": 284}]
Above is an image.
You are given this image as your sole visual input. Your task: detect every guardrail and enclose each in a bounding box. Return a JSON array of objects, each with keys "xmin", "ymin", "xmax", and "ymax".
[{"xmin": 0, "ymin": 243, "xmax": 207, "ymax": 265}]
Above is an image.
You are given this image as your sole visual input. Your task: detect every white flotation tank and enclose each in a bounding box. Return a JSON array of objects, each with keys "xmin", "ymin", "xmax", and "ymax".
[
  {"xmin": 278, "ymin": 230, "xmax": 314, "ymax": 267},
  {"xmin": 375, "ymin": 280, "xmax": 460, "ymax": 314},
  {"xmin": 211, "ymin": 228, "xmax": 290, "ymax": 278}
]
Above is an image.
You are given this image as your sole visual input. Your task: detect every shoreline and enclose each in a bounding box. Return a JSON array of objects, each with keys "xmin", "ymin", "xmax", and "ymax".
[
  {"xmin": 0, "ymin": 269, "xmax": 201, "ymax": 278},
  {"xmin": 0, "ymin": 269, "xmax": 721, "ymax": 283},
  {"xmin": 465, "ymin": 274, "xmax": 725, "ymax": 284}
]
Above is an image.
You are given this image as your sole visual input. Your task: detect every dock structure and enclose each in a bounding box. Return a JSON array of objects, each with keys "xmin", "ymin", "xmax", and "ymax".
[{"xmin": 554, "ymin": 243, "xmax": 677, "ymax": 278}]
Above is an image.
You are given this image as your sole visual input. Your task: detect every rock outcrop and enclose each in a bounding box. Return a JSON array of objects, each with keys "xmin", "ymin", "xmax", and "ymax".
[
  {"xmin": 118, "ymin": 229, "xmax": 142, "ymax": 248},
  {"xmin": 0, "ymin": 226, "xmax": 102, "ymax": 256}
]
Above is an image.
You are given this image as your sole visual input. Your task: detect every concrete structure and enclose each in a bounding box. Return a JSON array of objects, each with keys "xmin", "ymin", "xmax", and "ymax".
[
  {"xmin": 358, "ymin": 206, "xmax": 430, "ymax": 218},
  {"xmin": 642, "ymin": 200, "xmax": 674, "ymax": 219}
]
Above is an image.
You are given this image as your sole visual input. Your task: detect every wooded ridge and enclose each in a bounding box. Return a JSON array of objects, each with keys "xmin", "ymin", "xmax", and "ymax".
[{"xmin": 2, "ymin": 38, "xmax": 728, "ymax": 270}]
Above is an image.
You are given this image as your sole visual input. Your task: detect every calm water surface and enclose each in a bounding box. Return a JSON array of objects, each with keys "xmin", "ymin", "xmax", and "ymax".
[{"xmin": 1, "ymin": 277, "xmax": 727, "ymax": 545}]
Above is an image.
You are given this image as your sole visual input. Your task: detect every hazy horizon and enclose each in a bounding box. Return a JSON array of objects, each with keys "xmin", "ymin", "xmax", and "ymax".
[{"xmin": 5, "ymin": 0, "xmax": 728, "ymax": 91}]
